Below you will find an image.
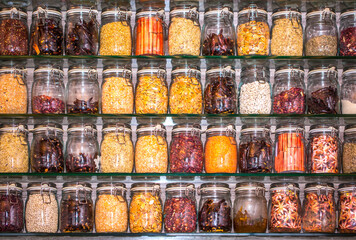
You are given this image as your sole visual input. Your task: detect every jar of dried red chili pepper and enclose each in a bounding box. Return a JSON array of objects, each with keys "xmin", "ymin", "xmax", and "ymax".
[
  {"xmin": 302, "ymin": 182, "xmax": 336, "ymax": 233},
  {"xmin": 308, "ymin": 125, "xmax": 340, "ymax": 173},
  {"xmin": 343, "ymin": 125, "xmax": 356, "ymax": 173},
  {"xmin": 198, "ymin": 183, "xmax": 232, "ymax": 232},
  {"xmin": 340, "ymin": 10, "xmax": 356, "ymax": 56},
  {"xmin": 169, "ymin": 124, "xmax": 203, "ymax": 173},
  {"xmin": 164, "ymin": 183, "xmax": 197, "ymax": 233},
  {"xmin": 269, "ymin": 182, "xmax": 302, "ymax": 233},
  {"xmin": 32, "ymin": 67, "xmax": 65, "ymax": 114},
  {"xmin": 272, "ymin": 66, "xmax": 305, "ymax": 114},
  {"xmin": 338, "ymin": 183, "xmax": 356, "ymax": 233},
  {"xmin": 341, "ymin": 68, "xmax": 356, "ymax": 114},
  {"xmin": 0, "ymin": 182, "xmax": 23, "ymax": 232}
]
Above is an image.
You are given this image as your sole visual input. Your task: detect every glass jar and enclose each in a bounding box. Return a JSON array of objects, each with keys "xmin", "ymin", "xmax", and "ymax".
[
  {"xmin": 31, "ymin": 67, "xmax": 65, "ymax": 114},
  {"xmin": 205, "ymin": 124, "xmax": 237, "ymax": 173},
  {"xmin": 269, "ymin": 183, "xmax": 301, "ymax": 233},
  {"xmin": 30, "ymin": 124, "xmax": 64, "ymax": 173},
  {"xmin": 169, "ymin": 7, "xmax": 201, "ymax": 55},
  {"xmin": 65, "ymin": 8, "xmax": 99, "ymax": 55},
  {"xmin": 272, "ymin": 67, "xmax": 305, "ymax": 114},
  {"xmin": 239, "ymin": 65, "xmax": 271, "ymax": 114},
  {"xmin": 338, "ymin": 183, "xmax": 356, "ymax": 233},
  {"xmin": 170, "ymin": 124, "xmax": 203, "ymax": 173},
  {"xmin": 305, "ymin": 8, "xmax": 338, "ymax": 56},
  {"xmin": 340, "ymin": 10, "xmax": 356, "ymax": 56},
  {"xmin": 343, "ymin": 125, "xmax": 356, "ymax": 173},
  {"xmin": 30, "ymin": 7, "xmax": 63, "ymax": 55},
  {"xmin": 308, "ymin": 125, "xmax": 340, "ymax": 173},
  {"xmin": 67, "ymin": 68, "xmax": 99, "ymax": 114},
  {"xmin": 135, "ymin": 124, "xmax": 167, "ymax": 173},
  {"xmin": 0, "ymin": 67, "xmax": 27, "ymax": 113},
  {"xmin": 204, "ymin": 66, "xmax": 237, "ymax": 114},
  {"xmin": 302, "ymin": 183, "xmax": 336, "ymax": 233},
  {"xmin": 233, "ymin": 182, "xmax": 267, "ymax": 233},
  {"xmin": 0, "ymin": 8, "xmax": 28, "ymax": 55},
  {"xmin": 238, "ymin": 125, "xmax": 272, "ymax": 173},
  {"xmin": 164, "ymin": 183, "xmax": 196, "ymax": 233},
  {"xmin": 60, "ymin": 182, "xmax": 93, "ymax": 232},
  {"xmin": 100, "ymin": 123, "xmax": 133, "ymax": 173},
  {"xmin": 134, "ymin": 9, "xmax": 165, "ymax": 55},
  {"xmin": 25, "ymin": 182, "xmax": 58, "ymax": 233},
  {"xmin": 169, "ymin": 67, "xmax": 203, "ymax": 114},
  {"xmin": 135, "ymin": 67, "xmax": 168, "ymax": 114},
  {"xmin": 307, "ymin": 67, "xmax": 339, "ymax": 114},
  {"xmin": 0, "ymin": 124, "xmax": 29, "ymax": 173},
  {"xmin": 341, "ymin": 68, "xmax": 356, "ymax": 114},
  {"xmin": 271, "ymin": 10, "xmax": 303, "ymax": 56},
  {"xmin": 0, "ymin": 182, "xmax": 23, "ymax": 232},
  {"xmin": 274, "ymin": 125, "xmax": 306, "ymax": 173},
  {"xmin": 129, "ymin": 183, "xmax": 162, "ymax": 233},
  {"xmin": 100, "ymin": 9, "xmax": 131, "ymax": 55},
  {"xmin": 95, "ymin": 182, "xmax": 128, "ymax": 233},
  {"xmin": 65, "ymin": 123, "xmax": 99, "ymax": 173},
  {"xmin": 198, "ymin": 183, "xmax": 232, "ymax": 232},
  {"xmin": 237, "ymin": 5, "xmax": 269, "ymax": 56}
]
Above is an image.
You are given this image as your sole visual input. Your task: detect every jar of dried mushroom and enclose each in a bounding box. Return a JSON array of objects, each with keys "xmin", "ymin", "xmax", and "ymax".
[
  {"xmin": 340, "ymin": 10, "xmax": 356, "ymax": 56},
  {"xmin": 25, "ymin": 182, "xmax": 58, "ymax": 233},
  {"xmin": 238, "ymin": 125, "xmax": 272, "ymax": 173},
  {"xmin": 202, "ymin": 7, "xmax": 235, "ymax": 56},
  {"xmin": 273, "ymin": 66, "xmax": 305, "ymax": 114},
  {"xmin": 65, "ymin": 8, "xmax": 99, "ymax": 55},
  {"xmin": 271, "ymin": 10, "xmax": 303, "ymax": 56},
  {"xmin": 129, "ymin": 183, "xmax": 162, "ymax": 233},
  {"xmin": 0, "ymin": 67, "xmax": 27, "ymax": 113},
  {"xmin": 30, "ymin": 123, "xmax": 64, "ymax": 173},
  {"xmin": 338, "ymin": 183, "xmax": 356, "ymax": 233},
  {"xmin": 204, "ymin": 66, "xmax": 237, "ymax": 114},
  {"xmin": 0, "ymin": 124, "xmax": 29, "ymax": 173},
  {"xmin": 233, "ymin": 182, "xmax": 267, "ymax": 233},
  {"xmin": 169, "ymin": 6, "xmax": 201, "ymax": 55},
  {"xmin": 0, "ymin": 8, "xmax": 28, "ymax": 55},
  {"xmin": 60, "ymin": 182, "xmax": 93, "ymax": 233},
  {"xmin": 30, "ymin": 7, "xmax": 63, "ymax": 55},
  {"xmin": 170, "ymin": 67, "xmax": 202, "ymax": 114},
  {"xmin": 101, "ymin": 67, "xmax": 133, "ymax": 114},
  {"xmin": 170, "ymin": 123, "xmax": 203, "ymax": 173},
  {"xmin": 0, "ymin": 182, "xmax": 24, "ymax": 232},
  {"xmin": 305, "ymin": 8, "xmax": 338, "ymax": 56},
  {"xmin": 205, "ymin": 124, "xmax": 237, "ymax": 173},
  {"xmin": 32, "ymin": 67, "xmax": 65, "ymax": 114},
  {"xmin": 101, "ymin": 123, "xmax": 133, "ymax": 173},
  {"xmin": 307, "ymin": 67, "xmax": 339, "ymax": 114},
  {"xmin": 341, "ymin": 69, "xmax": 356, "ymax": 114},
  {"xmin": 135, "ymin": 124, "xmax": 167, "ymax": 173},
  {"xmin": 237, "ymin": 5, "xmax": 269, "ymax": 56},
  {"xmin": 95, "ymin": 182, "xmax": 128, "ymax": 233},
  {"xmin": 67, "ymin": 68, "xmax": 99, "ymax": 114},
  {"xmin": 239, "ymin": 65, "xmax": 271, "ymax": 114},
  {"xmin": 65, "ymin": 123, "xmax": 99, "ymax": 173},
  {"xmin": 302, "ymin": 183, "xmax": 336, "ymax": 233},
  {"xmin": 269, "ymin": 183, "xmax": 301, "ymax": 233},
  {"xmin": 135, "ymin": 67, "xmax": 168, "ymax": 114},
  {"xmin": 342, "ymin": 125, "xmax": 356, "ymax": 173},
  {"xmin": 198, "ymin": 183, "xmax": 232, "ymax": 232}
]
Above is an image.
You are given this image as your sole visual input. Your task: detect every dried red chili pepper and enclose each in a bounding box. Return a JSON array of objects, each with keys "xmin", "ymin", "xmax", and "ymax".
[
  {"xmin": 202, "ymin": 29, "xmax": 234, "ymax": 56},
  {"xmin": 238, "ymin": 139, "xmax": 272, "ymax": 173},
  {"xmin": 340, "ymin": 26, "xmax": 356, "ymax": 56},
  {"xmin": 273, "ymin": 87, "xmax": 305, "ymax": 114},
  {"xmin": 199, "ymin": 199, "xmax": 232, "ymax": 232},
  {"xmin": 0, "ymin": 19, "xmax": 28, "ymax": 55},
  {"xmin": 68, "ymin": 98, "xmax": 99, "ymax": 114},
  {"xmin": 307, "ymin": 87, "xmax": 339, "ymax": 114},
  {"xmin": 32, "ymin": 95, "xmax": 65, "ymax": 114},
  {"xmin": 164, "ymin": 197, "xmax": 196, "ymax": 233}
]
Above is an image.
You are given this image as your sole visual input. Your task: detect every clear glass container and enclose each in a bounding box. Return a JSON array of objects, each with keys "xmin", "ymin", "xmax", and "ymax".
[
  {"xmin": 202, "ymin": 7, "xmax": 235, "ymax": 56},
  {"xmin": 343, "ymin": 124, "xmax": 356, "ymax": 173},
  {"xmin": 341, "ymin": 68, "xmax": 356, "ymax": 114},
  {"xmin": 65, "ymin": 123, "xmax": 99, "ymax": 173},
  {"xmin": 338, "ymin": 183, "xmax": 356, "ymax": 233},
  {"xmin": 233, "ymin": 182, "xmax": 267, "ymax": 233},
  {"xmin": 340, "ymin": 10, "xmax": 356, "ymax": 56},
  {"xmin": 31, "ymin": 67, "xmax": 65, "ymax": 114},
  {"xmin": 25, "ymin": 182, "xmax": 58, "ymax": 233}
]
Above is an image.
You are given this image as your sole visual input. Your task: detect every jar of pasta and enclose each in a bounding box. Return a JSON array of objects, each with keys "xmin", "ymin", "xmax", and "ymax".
[
  {"xmin": 0, "ymin": 182, "xmax": 23, "ymax": 232},
  {"xmin": 338, "ymin": 183, "xmax": 356, "ymax": 233},
  {"xmin": 340, "ymin": 10, "xmax": 356, "ymax": 56},
  {"xmin": 135, "ymin": 124, "xmax": 167, "ymax": 173},
  {"xmin": 101, "ymin": 66, "xmax": 133, "ymax": 114},
  {"xmin": 95, "ymin": 182, "xmax": 128, "ymax": 233},
  {"xmin": 129, "ymin": 183, "xmax": 162, "ymax": 233},
  {"xmin": 135, "ymin": 67, "xmax": 168, "ymax": 114},
  {"xmin": 343, "ymin": 125, "xmax": 356, "ymax": 173},
  {"xmin": 170, "ymin": 67, "xmax": 202, "ymax": 114},
  {"xmin": 341, "ymin": 68, "xmax": 356, "ymax": 114},
  {"xmin": 205, "ymin": 124, "xmax": 237, "ymax": 173},
  {"xmin": 0, "ymin": 124, "xmax": 28, "ymax": 173}
]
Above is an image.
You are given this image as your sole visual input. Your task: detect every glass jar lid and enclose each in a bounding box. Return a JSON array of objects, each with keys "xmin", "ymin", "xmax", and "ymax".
[
  {"xmin": 305, "ymin": 182, "xmax": 334, "ymax": 192},
  {"xmin": 102, "ymin": 10, "xmax": 131, "ymax": 18},
  {"xmin": 170, "ymin": 7, "xmax": 198, "ymax": 17},
  {"xmin": 67, "ymin": 8, "xmax": 98, "ymax": 16},
  {"xmin": 136, "ymin": 9, "xmax": 164, "ymax": 18},
  {"xmin": 240, "ymin": 125, "xmax": 269, "ymax": 134},
  {"xmin": 206, "ymin": 124, "xmax": 236, "ymax": 134},
  {"xmin": 103, "ymin": 68, "xmax": 131, "ymax": 75},
  {"xmin": 199, "ymin": 183, "xmax": 230, "ymax": 193},
  {"xmin": 309, "ymin": 125, "xmax": 338, "ymax": 134},
  {"xmin": 239, "ymin": 8, "xmax": 267, "ymax": 16},
  {"xmin": 205, "ymin": 7, "xmax": 233, "ymax": 17},
  {"xmin": 27, "ymin": 182, "xmax": 56, "ymax": 192},
  {"xmin": 102, "ymin": 123, "xmax": 131, "ymax": 133},
  {"xmin": 67, "ymin": 123, "xmax": 97, "ymax": 133},
  {"xmin": 275, "ymin": 124, "xmax": 304, "ymax": 133},
  {"xmin": 0, "ymin": 8, "xmax": 27, "ymax": 18},
  {"xmin": 270, "ymin": 182, "xmax": 300, "ymax": 191},
  {"xmin": 68, "ymin": 68, "xmax": 97, "ymax": 75},
  {"xmin": 272, "ymin": 10, "xmax": 301, "ymax": 18},
  {"xmin": 0, "ymin": 124, "xmax": 27, "ymax": 133},
  {"xmin": 275, "ymin": 68, "xmax": 304, "ymax": 76},
  {"xmin": 0, "ymin": 182, "xmax": 22, "ymax": 191},
  {"xmin": 131, "ymin": 183, "xmax": 160, "ymax": 193},
  {"xmin": 0, "ymin": 67, "xmax": 26, "ymax": 74},
  {"xmin": 62, "ymin": 182, "xmax": 92, "ymax": 191},
  {"xmin": 137, "ymin": 68, "xmax": 166, "ymax": 77},
  {"xmin": 307, "ymin": 8, "xmax": 336, "ymax": 18},
  {"xmin": 97, "ymin": 182, "xmax": 126, "ymax": 192},
  {"xmin": 343, "ymin": 69, "xmax": 356, "ymax": 77},
  {"xmin": 33, "ymin": 123, "xmax": 63, "ymax": 133},
  {"xmin": 166, "ymin": 183, "xmax": 195, "ymax": 193},
  {"xmin": 206, "ymin": 66, "xmax": 235, "ymax": 75},
  {"xmin": 338, "ymin": 183, "xmax": 356, "ymax": 192},
  {"xmin": 308, "ymin": 67, "xmax": 337, "ymax": 77},
  {"xmin": 137, "ymin": 123, "xmax": 166, "ymax": 133},
  {"xmin": 171, "ymin": 68, "xmax": 201, "ymax": 76},
  {"xmin": 344, "ymin": 124, "xmax": 356, "ymax": 134},
  {"xmin": 33, "ymin": 7, "xmax": 62, "ymax": 17},
  {"xmin": 340, "ymin": 10, "xmax": 356, "ymax": 18},
  {"xmin": 235, "ymin": 182, "xmax": 265, "ymax": 192},
  {"xmin": 172, "ymin": 123, "xmax": 201, "ymax": 133},
  {"xmin": 34, "ymin": 67, "xmax": 64, "ymax": 76}
]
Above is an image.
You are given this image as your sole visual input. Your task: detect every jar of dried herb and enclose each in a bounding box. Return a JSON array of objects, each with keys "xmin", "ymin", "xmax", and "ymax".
[
  {"xmin": 341, "ymin": 68, "xmax": 356, "ymax": 114},
  {"xmin": 342, "ymin": 125, "xmax": 356, "ymax": 173},
  {"xmin": 338, "ymin": 183, "xmax": 356, "ymax": 233}
]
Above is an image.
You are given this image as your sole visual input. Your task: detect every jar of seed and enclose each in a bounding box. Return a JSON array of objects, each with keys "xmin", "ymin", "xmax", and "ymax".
[{"xmin": 342, "ymin": 125, "xmax": 356, "ymax": 173}]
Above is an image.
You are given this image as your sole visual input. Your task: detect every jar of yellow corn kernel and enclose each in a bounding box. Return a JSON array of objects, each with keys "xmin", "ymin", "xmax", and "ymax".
[{"xmin": 95, "ymin": 182, "xmax": 128, "ymax": 233}]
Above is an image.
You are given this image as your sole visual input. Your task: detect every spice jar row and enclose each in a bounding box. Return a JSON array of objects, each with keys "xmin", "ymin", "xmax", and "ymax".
[{"xmin": 0, "ymin": 181, "xmax": 355, "ymax": 234}]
